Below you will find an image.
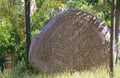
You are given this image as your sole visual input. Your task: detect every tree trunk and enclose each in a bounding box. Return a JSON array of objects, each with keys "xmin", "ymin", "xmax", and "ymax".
[
  {"xmin": 115, "ymin": 9, "xmax": 120, "ymax": 64},
  {"xmin": 110, "ymin": 0, "xmax": 117, "ymax": 77},
  {"xmin": 25, "ymin": 0, "xmax": 31, "ymax": 64}
]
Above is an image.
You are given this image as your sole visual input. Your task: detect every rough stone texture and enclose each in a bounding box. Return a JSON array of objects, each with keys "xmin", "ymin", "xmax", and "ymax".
[{"xmin": 29, "ymin": 10, "xmax": 110, "ymax": 73}]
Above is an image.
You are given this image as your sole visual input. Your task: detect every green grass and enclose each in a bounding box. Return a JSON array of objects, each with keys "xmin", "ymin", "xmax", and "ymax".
[{"xmin": 0, "ymin": 66, "xmax": 120, "ymax": 78}]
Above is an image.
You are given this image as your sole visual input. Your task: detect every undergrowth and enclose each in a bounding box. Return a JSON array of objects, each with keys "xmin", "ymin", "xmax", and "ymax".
[{"xmin": 0, "ymin": 63, "xmax": 120, "ymax": 78}]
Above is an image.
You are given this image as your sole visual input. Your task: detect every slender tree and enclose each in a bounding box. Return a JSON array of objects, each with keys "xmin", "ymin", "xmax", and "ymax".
[
  {"xmin": 115, "ymin": 8, "xmax": 120, "ymax": 64},
  {"xmin": 110, "ymin": 0, "xmax": 117, "ymax": 77},
  {"xmin": 115, "ymin": 0, "xmax": 120, "ymax": 64},
  {"xmin": 25, "ymin": 0, "xmax": 31, "ymax": 64}
]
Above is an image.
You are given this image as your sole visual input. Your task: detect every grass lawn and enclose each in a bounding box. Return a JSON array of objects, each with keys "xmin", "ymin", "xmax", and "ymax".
[{"xmin": 0, "ymin": 66, "xmax": 120, "ymax": 78}]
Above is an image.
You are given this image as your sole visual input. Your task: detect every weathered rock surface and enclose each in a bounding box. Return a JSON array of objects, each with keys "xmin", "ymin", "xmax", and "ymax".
[{"xmin": 29, "ymin": 10, "xmax": 110, "ymax": 73}]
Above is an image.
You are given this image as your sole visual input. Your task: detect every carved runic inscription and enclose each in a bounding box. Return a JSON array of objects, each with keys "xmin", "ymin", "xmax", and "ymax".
[{"xmin": 29, "ymin": 10, "xmax": 110, "ymax": 73}]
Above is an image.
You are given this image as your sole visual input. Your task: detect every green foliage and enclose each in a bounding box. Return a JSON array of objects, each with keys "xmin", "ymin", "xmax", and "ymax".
[
  {"xmin": 0, "ymin": 0, "xmax": 25, "ymax": 41},
  {"xmin": 86, "ymin": 0, "xmax": 99, "ymax": 5},
  {"xmin": 31, "ymin": 29, "xmax": 39, "ymax": 37},
  {"xmin": 117, "ymin": 0, "xmax": 120, "ymax": 9},
  {"xmin": 13, "ymin": 38, "xmax": 26, "ymax": 64},
  {"xmin": 0, "ymin": 0, "xmax": 25, "ymax": 67},
  {"xmin": 0, "ymin": 20, "xmax": 19, "ymax": 71},
  {"xmin": 93, "ymin": 3, "xmax": 111, "ymax": 12},
  {"xmin": 0, "ymin": 52, "xmax": 5, "ymax": 69},
  {"xmin": 35, "ymin": 0, "xmax": 45, "ymax": 8},
  {"xmin": 13, "ymin": 30, "xmax": 39, "ymax": 64},
  {"xmin": 31, "ymin": 0, "xmax": 63, "ymax": 31},
  {"xmin": 0, "ymin": 21, "xmax": 19, "ymax": 53},
  {"xmin": 65, "ymin": 0, "xmax": 85, "ymax": 9},
  {"xmin": 65, "ymin": 0, "xmax": 111, "ymax": 26}
]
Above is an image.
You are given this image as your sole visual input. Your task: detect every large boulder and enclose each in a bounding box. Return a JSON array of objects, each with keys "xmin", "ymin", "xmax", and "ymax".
[{"xmin": 29, "ymin": 10, "xmax": 110, "ymax": 73}]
